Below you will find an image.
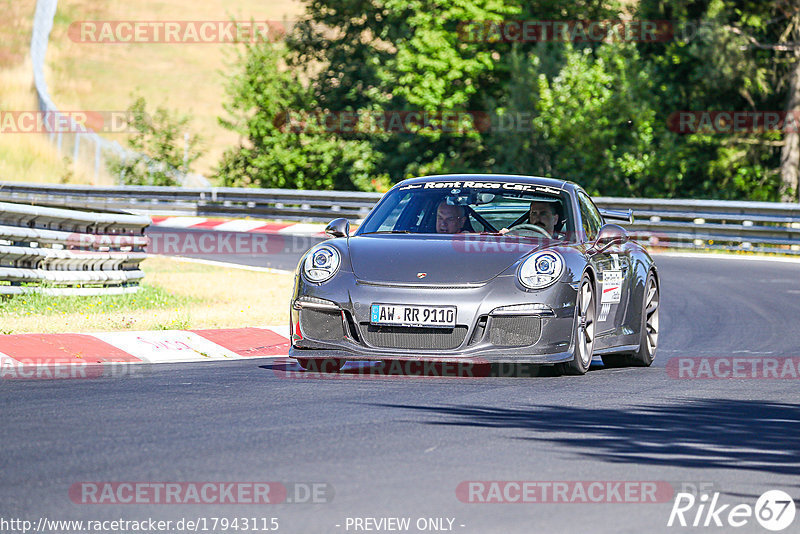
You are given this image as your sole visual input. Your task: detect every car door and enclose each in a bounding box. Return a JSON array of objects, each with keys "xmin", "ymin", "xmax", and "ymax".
[{"xmin": 577, "ymin": 191, "xmax": 632, "ymax": 338}]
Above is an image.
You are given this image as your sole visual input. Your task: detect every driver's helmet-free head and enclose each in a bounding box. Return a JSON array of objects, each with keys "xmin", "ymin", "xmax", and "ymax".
[{"xmin": 528, "ymin": 199, "xmax": 563, "ymax": 233}]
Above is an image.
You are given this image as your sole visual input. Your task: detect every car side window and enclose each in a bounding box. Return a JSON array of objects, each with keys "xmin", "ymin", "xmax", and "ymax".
[{"xmin": 578, "ymin": 191, "xmax": 603, "ymax": 241}]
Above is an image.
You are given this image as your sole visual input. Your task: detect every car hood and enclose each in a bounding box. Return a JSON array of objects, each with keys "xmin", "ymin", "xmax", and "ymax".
[{"xmin": 348, "ymin": 234, "xmax": 554, "ymax": 285}]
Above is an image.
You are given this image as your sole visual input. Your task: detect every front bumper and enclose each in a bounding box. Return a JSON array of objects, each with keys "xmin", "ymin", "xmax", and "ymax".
[{"xmin": 289, "ymin": 273, "xmax": 578, "ymax": 364}]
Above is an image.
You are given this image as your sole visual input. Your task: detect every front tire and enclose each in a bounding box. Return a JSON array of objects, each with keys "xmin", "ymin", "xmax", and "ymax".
[
  {"xmin": 296, "ymin": 358, "xmax": 346, "ymax": 373},
  {"xmin": 560, "ymin": 272, "xmax": 596, "ymax": 375}
]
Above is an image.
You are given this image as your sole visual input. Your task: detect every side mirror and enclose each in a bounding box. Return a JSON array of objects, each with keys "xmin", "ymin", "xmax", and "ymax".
[
  {"xmin": 325, "ymin": 218, "xmax": 350, "ymax": 238},
  {"xmin": 592, "ymin": 223, "xmax": 628, "ymax": 252}
]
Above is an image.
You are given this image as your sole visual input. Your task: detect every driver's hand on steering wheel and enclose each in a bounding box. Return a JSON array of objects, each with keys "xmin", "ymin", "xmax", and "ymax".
[{"xmin": 498, "ymin": 227, "xmax": 510, "ymax": 234}]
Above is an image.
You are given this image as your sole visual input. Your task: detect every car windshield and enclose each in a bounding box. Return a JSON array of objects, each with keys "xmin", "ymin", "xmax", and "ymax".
[{"xmin": 357, "ymin": 179, "xmax": 575, "ymax": 240}]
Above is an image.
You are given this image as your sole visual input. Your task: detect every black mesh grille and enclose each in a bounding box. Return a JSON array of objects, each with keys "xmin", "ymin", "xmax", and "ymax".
[
  {"xmin": 300, "ymin": 309, "xmax": 343, "ymax": 341},
  {"xmin": 488, "ymin": 316, "xmax": 541, "ymax": 347},
  {"xmin": 359, "ymin": 324, "xmax": 467, "ymax": 350}
]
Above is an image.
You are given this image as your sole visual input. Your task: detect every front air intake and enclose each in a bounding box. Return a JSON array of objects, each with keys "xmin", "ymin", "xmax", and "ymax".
[
  {"xmin": 488, "ymin": 316, "xmax": 541, "ymax": 347},
  {"xmin": 299, "ymin": 308, "xmax": 344, "ymax": 341},
  {"xmin": 359, "ymin": 324, "xmax": 467, "ymax": 350}
]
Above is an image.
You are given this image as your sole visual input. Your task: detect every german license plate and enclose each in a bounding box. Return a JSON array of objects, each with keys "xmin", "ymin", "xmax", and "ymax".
[{"xmin": 370, "ymin": 303, "xmax": 456, "ymax": 328}]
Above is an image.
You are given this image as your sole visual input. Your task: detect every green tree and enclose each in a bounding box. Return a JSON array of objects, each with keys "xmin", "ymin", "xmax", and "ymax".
[
  {"xmin": 217, "ymin": 41, "xmax": 389, "ymax": 191},
  {"xmin": 109, "ymin": 97, "xmax": 202, "ymax": 186},
  {"xmin": 636, "ymin": 0, "xmax": 790, "ymax": 200},
  {"xmin": 217, "ymin": 0, "xmax": 791, "ymax": 200}
]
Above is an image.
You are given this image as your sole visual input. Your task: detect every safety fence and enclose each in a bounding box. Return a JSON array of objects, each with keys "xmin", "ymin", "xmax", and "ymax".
[
  {"xmin": 1, "ymin": 182, "xmax": 799, "ymax": 255},
  {"xmin": 0, "ymin": 201, "xmax": 150, "ymax": 295}
]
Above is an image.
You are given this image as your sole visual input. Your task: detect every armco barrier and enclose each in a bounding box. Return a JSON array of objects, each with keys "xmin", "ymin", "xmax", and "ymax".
[
  {"xmin": 0, "ymin": 201, "xmax": 150, "ymax": 295},
  {"xmin": 0, "ymin": 182, "xmax": 799, "ymax": 255},
  {"xmin": 598, "ymin": 197, "xmax": 800, "ymax": 255}
]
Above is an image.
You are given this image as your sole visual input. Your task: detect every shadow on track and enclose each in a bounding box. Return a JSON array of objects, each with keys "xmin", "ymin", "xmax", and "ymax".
[
  {"xmin": 378, "ymin": 399, "xmax": 800, "ymax": 475},
  {"xmin": 263, "ymin": 359, "xmax": 605, "ymax": 379}
]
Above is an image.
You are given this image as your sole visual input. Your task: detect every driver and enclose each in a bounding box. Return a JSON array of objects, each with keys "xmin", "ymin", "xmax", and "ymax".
[
  {"xmin": 527, "ymin": 200, "xmax": 560, "ymax": 236},
  {"xmin": 436, "ymin": 202, "xmax": 467, "ymax": 233},
  {"xmin": 499, "ymin": 200, "xmax": 561, "ymax": 237}
]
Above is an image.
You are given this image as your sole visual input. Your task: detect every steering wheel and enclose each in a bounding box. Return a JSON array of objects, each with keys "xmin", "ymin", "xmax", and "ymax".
[{"xmin": 505, "ymin": 223, "xmax": 551, "ymax": 238}]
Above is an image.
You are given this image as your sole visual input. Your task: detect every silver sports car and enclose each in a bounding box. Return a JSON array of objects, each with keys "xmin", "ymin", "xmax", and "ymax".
[{"xmin": 289, "ymin": 174, "xmax": 659, "ymax": 375}]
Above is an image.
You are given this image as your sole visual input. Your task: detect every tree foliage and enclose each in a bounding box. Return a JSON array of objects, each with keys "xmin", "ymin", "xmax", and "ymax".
[
  {"xmin": 218, "ymin": 40, "xmax": 390, "ymax": 190},
  {"xmin": 215, "ymin": 0, "xmax": 798, "ymax": 200},
  {"xmin": 109, "ymin": 97, "xmax": 202, "ymax": 186}
]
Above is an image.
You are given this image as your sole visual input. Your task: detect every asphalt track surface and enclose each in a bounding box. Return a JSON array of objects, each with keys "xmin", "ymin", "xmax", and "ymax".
[{"xmin": 2, "ymin": 248, "xmax": 800, "ymax": 533}]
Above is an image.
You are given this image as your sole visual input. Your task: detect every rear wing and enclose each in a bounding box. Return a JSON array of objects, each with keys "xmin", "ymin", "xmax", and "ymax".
[{"xmin": 600, "ymin": 208, "xmax": 634, "ymax": 224}]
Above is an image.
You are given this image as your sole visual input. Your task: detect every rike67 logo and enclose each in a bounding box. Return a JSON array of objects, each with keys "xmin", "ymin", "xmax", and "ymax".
[{"xmin": 668, "ymin": 490, "xmax": 796, "ymax": 531}]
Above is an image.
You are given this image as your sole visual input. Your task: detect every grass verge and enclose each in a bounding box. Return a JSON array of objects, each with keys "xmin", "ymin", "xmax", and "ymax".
[{"xmin": 0, "ymin": 255, "xmax": 293, "ymax": 334}]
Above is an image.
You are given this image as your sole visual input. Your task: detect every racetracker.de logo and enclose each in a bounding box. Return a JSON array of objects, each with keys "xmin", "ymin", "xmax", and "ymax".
[
  {"xmin": 0, "ymin": 111, "xmax": 142, "ymax": 134},
  {"xmin": 70, "ymin": 482, "xmax": 282, "ymax": 504},
  {"xmin": 276, "ymin": 110, "xmax": 493, "ymax": 135},
  {"xmin": 456, "ymin": 481, "xmax": 675, "ymax": 503},
  {"xmin": 68, "ymin": 482, "xmax": 334, "ymax": 504},
  {"xmin": 450, "ymin": 234, "xmax": 568, "ymax": 253},
  {"xmin": 457, "ymin": 20, "xmax": 673, "ymax": 43},
  {"xmin": 0, "ymin": 360, "xmax": 143, "ymax": 380},
  {"xmin": 274, "ymin": 358, "xmax": 494, "ymax": 380},
  {"xmin": 64, "ymin": 230, "xmax": 307, "ymax": 256},
  {"xmin": 68, "ymin": 21, "xmax": 290, "ymax": 43},
  {"xmin": 666, "ymin": 357, "xmax": 800, "ymax": 379},
  {"xmin": 668, "ymin": 111, "xmax": 800, "ymax": 134}
]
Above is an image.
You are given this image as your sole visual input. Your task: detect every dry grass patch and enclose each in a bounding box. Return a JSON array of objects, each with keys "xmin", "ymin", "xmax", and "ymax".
[
  {"xmin": 139, "ymin": 256, "xmax": 293, "ymax": 329},
  {"xmin": 0, "ymin": 0, "xmax": 301, "ymax": 184},
  {"xmin": 0, "ymin": 59, "xmax": 98, "ymax": 185},
  {"xmin": 46, "ymin": 0, "xmax": 302, "ymax": 176}
]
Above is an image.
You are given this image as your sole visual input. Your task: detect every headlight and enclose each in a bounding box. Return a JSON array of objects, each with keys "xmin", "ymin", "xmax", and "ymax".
[
  {"xmin": 518, "ymin": 251, "xmax": 564, "ymax": 289},
  {"xmin": 303, "ymin": 245, "xmax": 341, "ymax": 283}
]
